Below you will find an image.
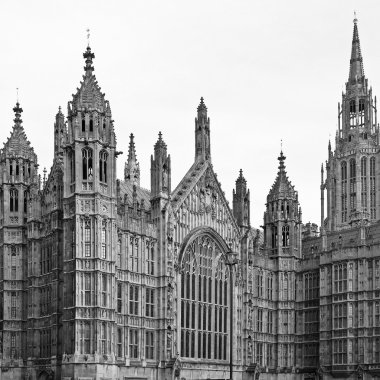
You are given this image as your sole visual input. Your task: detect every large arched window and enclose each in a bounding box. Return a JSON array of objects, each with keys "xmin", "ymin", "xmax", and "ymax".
[
  {"xmin": 82, "ymin": 148, "xmax": 93, "ymax": 180},
  {"xmin": 349, "ymin": 100, "xmax": 356, "ymax": 128},
  {"xmin": 99, "ymin": 151, "xmax": 108, "ymax": 183},
  {"xmin": 341, "ymin": 161, "xmax": 347, "ymax": 222},
  {"xmin": 370, "ymin": 157, "xmax": 376, "ymax": 219},
  {"xmin": 361, "ymin": 157, "xmax": 367, "ymax": 211},
  {"xmin": 349, "ymin": 159, "xmax": 356, "ymax": 212},
  {"xmin": 10, "ymin": 188, "xmax": 18, "ymax": 212},
  {"xmin": 180, "ymin": 234, "xmax": 228, "ymax": 360}
]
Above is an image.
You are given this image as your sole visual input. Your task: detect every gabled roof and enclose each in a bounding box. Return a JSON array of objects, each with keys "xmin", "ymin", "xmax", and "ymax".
[
  {"xmin": 170, "ymin": 160, "xmax": 241, "ymax": 236},
  {"xmin": 119, "ymin": 180, "xmax": 151, "ymax": 211}
]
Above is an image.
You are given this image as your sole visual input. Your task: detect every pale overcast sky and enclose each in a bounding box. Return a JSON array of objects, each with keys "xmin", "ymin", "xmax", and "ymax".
[{"xmin": 0, "ymin": 0, "xmax": 378, "ymax": 228}]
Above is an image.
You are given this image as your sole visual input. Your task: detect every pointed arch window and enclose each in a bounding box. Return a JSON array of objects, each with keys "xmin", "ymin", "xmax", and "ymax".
[
  {"xmin": 370, "ymin": 157, "xmax": 376, "ymax": 219},
  {"xmin": 180, "ymin": 235, "xmax": 228, "ymax": 360},
  {"xmin": 99, "ymin": 150, "xmax": 108, "ymax": 183},
  {"xmin": 349, "ymin": 158, "xmax": 356, "ymax": 212},
  {"xmin": 15, "ymin": 161, "xmax": 19, "ymax": 176},
  {"xmin": 24, "ymin": 190, "xmax": 28, "ymax": 213},
  {"xmin": 9, "ymin": 160, "xmax": 13, "ymax": 176},
  {"xmin": 361, "ymin": 157, "xmax": 367, "ymax": 211},
  {"xmin": 282, "ymin": 225, "xmax": 289, "ymax": 247},
  {"xmin": 82, "ymin": 148, "xmax": 93, "ymax": 181},
  {"xmin": 69, "ymin": 150, "xmax": 75, "ymax": 183},
  {"xmin": 82, "ymin": 118, "xmax": 85, "ymax": 132},
  {"xmin": 10, "ymin": 188, "xmax": 18, "ymax": 212},
  {"xmin": 349, "ymin": 100, "xmax": 356, "ymax": 128},
  {"xmin": 359, "ymin": 99, "xmax": 365, "ymax": 127},
  {"xmin": 271, "ymin": 226, "xmax": 278, "ymax": 249},
  {"xmin": 341, "ymin": 161, "xmax": 347, "ymax": 222}
]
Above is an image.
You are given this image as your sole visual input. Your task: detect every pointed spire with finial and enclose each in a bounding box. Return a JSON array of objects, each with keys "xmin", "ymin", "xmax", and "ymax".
[
  {"xmin": 349, "ymin": 12, "xmax": 364, "ymax": 83},
  {"xmin": 233, "ymin": 168, "xmax": 250, "ymax": 227},
  {"xmin": 83, "ymin": 30, "xmax": 95, "ymax": 76},
  {"xmin": 124, "ymin": 133, "xmax": 140, "ymax": 185},
  {"xmin": 197, "ymin": 96, "xmax": 207, "ymax": 119}
]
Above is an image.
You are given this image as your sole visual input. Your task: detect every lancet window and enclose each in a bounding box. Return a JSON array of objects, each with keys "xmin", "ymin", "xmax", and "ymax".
[
  {"xmin": 349, "ymin": 159, "xmax": 356, "ymax": 212},
  {"xmin": 271, "ymin": 226, "xmax": 278, "ymax": 249},
  {"xmin": 359, "ymin": 99, "xmax": 365, "ymax": 126},
  {"xmin": 370, "ymin": 157, "xmax": 376, "ymax": 219},
  {"xmin": 10, "ymin": 188, "xmax": 18, "ymax": 212},
  {"xmin": 282, "ymin": 225, "xmax": 289, "ymax": 247},
  {"xmin": 349, "ymin": 100, "xmax": 356, "ymax": 128},
  {"xmin": 69, "ymin": 150, "xmax": 75, "ymax": 183},
  {"xmin": 24, "ymin": 190, "xmax": 28, "ymax": 213},
  {"xmin": 361, "ymin": 157, "xmax": 367, "ymax": 210},
  {"xmin": 99, "ymin": 150, "xmax": 108, "ymax": 183},
  {"xmin": 180, "ymin": 234, "xmax": 228, "ymax": 360},
  {"xmin": 82, "ymin": 148, "xmax": 93, "ymax": 181},
  {"xmin": 341, "ymin": 161, "xmax": 347, "ymax": 222}
]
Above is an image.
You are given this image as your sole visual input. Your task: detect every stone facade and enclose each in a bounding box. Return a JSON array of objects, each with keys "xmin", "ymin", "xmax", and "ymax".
[{"xmin": 0, "ymin": 17, "xmax": 380, "ymax": 380}]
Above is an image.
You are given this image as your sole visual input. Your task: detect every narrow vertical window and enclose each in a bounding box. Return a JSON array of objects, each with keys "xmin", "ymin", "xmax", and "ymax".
[
  {"xmin": 117, "ymin": 328, "xmax": 123, "ymax": 357},
  {"xmin": 99, "ymin": 151, "xmax": 108, "ymax": 183},
  {"xmin": 341, "ymin": 161, "xmax": 347, "ymax": 222},
  {"xmin": 117, "ymin": 283, "xmax": 122, "ymax": 313},
  {"xmin": 349, "ymin": 158, "xmax": 356, "ymax": 212},
  {"xmin": 84, "ymin": 322, "xmax": 90, "ymax": 354},
  {"xmin": 145, "ymin": 288, "xmax": 154, "ymax": 317},
  {"xmin": 82, "ymin": 118, "xmax": 85, "ymax": 132},
  {"xmin": 361, "ymin": 157, "xmax": 367, "ymax": 211},
  {"xmin": 370, "ymin": 157, "xmax": 376, "ymax": 219},
  {"xmin": 129, "ymin": 329, "xmax": 139, "ymax": 358},
  {"xmin": 84, "ymin": 273, "xmax": 91, "ymax": 306},
  {"xmin": 24, "ymin": 190, "xmax": 28, "ymax": 213},
  {"xmin": 89, "ymin": 119, "xmax": 93, "ymax": 132},
  {"xmin": 11, "ymin": 246, "xmax": 16, "ymax": 279},
  {"xmin": 359, "ymin": 99, "xmax": 365, "ymax": 126},
  {"xmin": 102, "ymin": 274, "xmax": 107, "ymax": 307},
  {"xmin": 10, "ymin": 188, "xmax": 18, "ymax": 212},
  {"xmin": 84, "ymin": 219, "xmax": 91, "ymax": 257},
  {"xmin": 349, "ymin": 100, "xmax": 356, "ymax": 128},
  {"xmin": 101, "ymin": 322, "xmax": 107, "ymax": 354},
  {"xmin": 82, "ymin": 148, "xmax": 93, "ymax": 181},
  {"xmin": 70, "ymin": 150, "xmax": 76, "ymax": 183},
  {"xmin": 9, "ymin": 160, "xmax": 13, "ymax": 176},
  {"xmin": 101, "ymin": 220, "xmax": 106, "ymax": 259}
]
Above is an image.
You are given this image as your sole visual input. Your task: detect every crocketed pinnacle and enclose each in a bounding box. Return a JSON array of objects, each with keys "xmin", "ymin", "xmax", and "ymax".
[
  {"xmin": 267, "ymin": 151, "xmax": 297, "ymax": 202},
  {"xmin": 154, "ymin": 131, "xmax": 167, "ymax": 150},
  {"xmin": 349, "ymin": 15, "xmax": 364, "ymax": 83},
  {"xmin": 236, "ymin": 169, "xmax": 247, "ymax": 185},
  {"xmin": 128, "ymin": 133, "xmax": 137, "ymax": 163},
  {"xmin": 125, "ymin": 133, "xmax": 140, "ymax": 185},
  {"xmin": 197, "ymin": 97, "xmax": 207, "ymax": 118},
  {"xmin": 83, "ymin": 45, "xmax": 95, "ymax": 76}
]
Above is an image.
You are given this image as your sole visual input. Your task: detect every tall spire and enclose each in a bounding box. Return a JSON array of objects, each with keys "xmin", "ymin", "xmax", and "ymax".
[
  {"xmin": 348, "ymin": 13, "xmax": 364, "ymax": 83},
  {"xmin": 194, "ymin": 97, "xmax": 211, "ymax": 162},
  {"xmin": 124, "ymin": 133, "xmax": 140, "ymax": 185}
]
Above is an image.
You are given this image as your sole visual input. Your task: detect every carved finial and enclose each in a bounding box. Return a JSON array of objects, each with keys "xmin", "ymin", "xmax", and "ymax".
[
  {"xmin": 16, "ymin": 87, "xmax": 19, "ymax": 103},
  {"xmin": 86, "ymin": 28, "xmax": 90, "ymax": 46},
  {"xmin": 280, "ymin": 138, "xmax": 283, "ymax": 152},
  {"xmin": 354, "ymin": 11, "xmax": 357, "ymax": 24}
]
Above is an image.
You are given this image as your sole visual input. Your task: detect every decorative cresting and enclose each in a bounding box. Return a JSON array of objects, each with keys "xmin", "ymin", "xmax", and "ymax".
[{"xmin": 179, "ymin": 227, "xmax": 230, "ymax": 361}]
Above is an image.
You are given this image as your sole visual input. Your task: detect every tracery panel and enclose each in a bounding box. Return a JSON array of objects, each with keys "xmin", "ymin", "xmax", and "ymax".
[{"xmin": 180, "ymin": 234, "xmax": 228, "ymax": 360}]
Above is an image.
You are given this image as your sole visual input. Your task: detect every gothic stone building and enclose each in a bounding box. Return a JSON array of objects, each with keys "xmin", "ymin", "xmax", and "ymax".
[{"xmin": 0, "ymin": 17, "xmax": 380, "ymax": 380}]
